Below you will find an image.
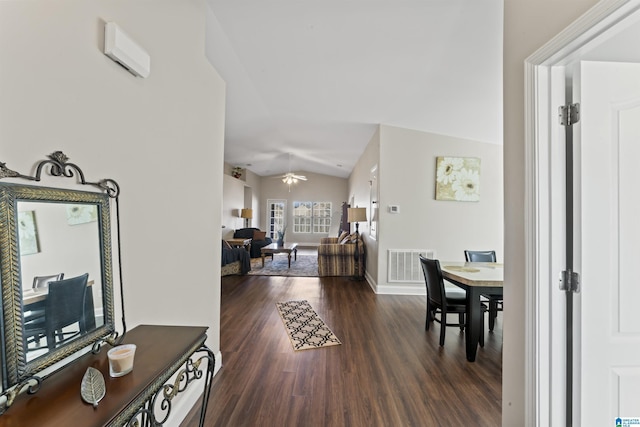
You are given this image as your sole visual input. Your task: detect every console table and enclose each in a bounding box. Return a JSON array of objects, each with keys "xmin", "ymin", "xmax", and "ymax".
[{"xmin": 1, "ymin": 325, "xmax": 215, "ymax": 427}]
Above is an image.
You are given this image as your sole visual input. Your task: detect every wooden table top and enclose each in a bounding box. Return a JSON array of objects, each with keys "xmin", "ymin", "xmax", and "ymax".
[
  {"xmin": 440, "ymin": 262, "xmax": 504, "ymax": 288},
  {"xmin": 261, "ymin": 242, "xmax": 298, "ymax": 254},
  {"xmin": 2, "ymin": 325, "xmax": 208, "ymax": 427}
]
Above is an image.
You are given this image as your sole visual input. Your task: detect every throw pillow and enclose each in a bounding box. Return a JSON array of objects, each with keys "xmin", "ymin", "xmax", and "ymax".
[
  {"xmin": 253, "ymin": 230, "xmax": 267, "ymax": 240},
  {"xmin": 338, "ymin": 231, "xmax": 349, "ymax": 242},
  {"xmin": 340, "ymin": 233, "xmax": 357, "ymax": 244}
]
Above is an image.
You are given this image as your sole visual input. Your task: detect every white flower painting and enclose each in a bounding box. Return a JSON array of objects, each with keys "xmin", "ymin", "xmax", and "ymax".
[
  {"xmin": 18, "ymin": 210, "xmax": 40, "ymax": 255},
  {"xmin": 66, "ymin": 204, "xmax": 98, "ymax": 225},
  {"xmin": 435, "ymin": 156, "xmax": 480, "ymax": 202}
]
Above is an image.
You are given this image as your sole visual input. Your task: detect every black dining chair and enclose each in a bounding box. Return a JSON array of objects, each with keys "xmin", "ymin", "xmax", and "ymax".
[
  {"xmin": 464, "ymin": 250, "xmax": 502, "ymax": 331},
  {"xmin": 23, "ymin": 273, "xmax": 65, "ymax": 328},
  {"xmin": 24, "ymin": 273, "xmax": 88, "ymax": 351},
  {"xmin": 419, "ymin": 255, "xmax": 485, "ymax": 347}
]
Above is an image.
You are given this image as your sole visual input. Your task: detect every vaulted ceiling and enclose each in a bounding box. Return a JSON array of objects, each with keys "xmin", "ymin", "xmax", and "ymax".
[{"xmin": 205, "ymin": 1, "xmax": 503, "ymax": 178}]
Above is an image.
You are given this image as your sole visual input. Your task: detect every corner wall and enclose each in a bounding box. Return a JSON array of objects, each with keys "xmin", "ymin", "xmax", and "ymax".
[
  {"xmin": 1, "ymin": 0, "xmax": 226, "ymax": 421},
  {"xmin": 222, "ymin": 174, "xmax": 247, "ymax": 236},
  {"xmin": 222, "ymin": 164, "xmax": 264, "ymax": 237},
  {"xmin": 348, "ymin": 127, "xmax": 381, "ymax": 286}
]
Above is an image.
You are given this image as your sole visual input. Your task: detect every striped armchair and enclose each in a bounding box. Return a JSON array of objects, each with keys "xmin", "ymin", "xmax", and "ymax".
[{"xmin": 317, "ymin": 236, "xmax": 365, "ymax": 277}]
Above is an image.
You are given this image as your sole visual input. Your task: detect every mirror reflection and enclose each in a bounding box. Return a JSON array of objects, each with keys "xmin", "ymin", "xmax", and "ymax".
[{"xmin": 18, "ymin": 201, "xmax": 104, "ymax": 362}]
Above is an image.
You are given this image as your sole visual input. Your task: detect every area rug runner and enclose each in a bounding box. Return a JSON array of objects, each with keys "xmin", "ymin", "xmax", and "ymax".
[
  {"xmin": 248, "ymin": 254, "xmax": 318, "ymax": 277},
  {"xmin": 275, "ymin": 300, "xmax": 342, "ymax": 351}
]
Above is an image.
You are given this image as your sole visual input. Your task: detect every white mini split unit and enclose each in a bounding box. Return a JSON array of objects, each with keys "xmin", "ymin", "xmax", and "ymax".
[{"xmin": 104, "ymin": 22, "xmax": 150, "ymax": 78}]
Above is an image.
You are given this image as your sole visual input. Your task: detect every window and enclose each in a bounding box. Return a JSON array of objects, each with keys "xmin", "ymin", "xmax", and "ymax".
[
  {"xmin": 267, "ymin": 199, "xmax": 286, "ymax": 239},
  {"xmin": 313, "ymin": 202, "xmax": 332, "ymax": 233},
  {"xmin": 293, "ymin": 202, "xmax": 312, "ymax": 233},
  {"xmin": 293, "ymin": 201, "xmax": 331, "ymax": 234}
]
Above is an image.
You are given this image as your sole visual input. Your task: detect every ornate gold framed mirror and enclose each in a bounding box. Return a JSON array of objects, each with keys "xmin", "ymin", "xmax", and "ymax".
[{"xmin": 0, "ymin": 152, "xmax": 124, "ymax": 411}]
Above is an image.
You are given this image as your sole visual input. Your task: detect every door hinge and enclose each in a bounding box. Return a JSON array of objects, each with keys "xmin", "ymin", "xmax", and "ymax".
[
  {"xmin": 559, "ymin": 270, "xmax": 580, "ymax": 293},
  {"xmin": 559, "ymin": 103, "xmax": 580, "ymax": 126}
]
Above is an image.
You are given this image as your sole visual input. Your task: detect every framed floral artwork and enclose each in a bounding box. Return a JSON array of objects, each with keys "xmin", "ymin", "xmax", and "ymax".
[
  {"xmin": 18, "ymin": 210, "xmax": 40, "ymax": 255},
  {"xmin": 66, "ymin": 204, "xmax": 98, "ymax": 225},
  {"xmin": 435, "ymin": 156, "xmax": 480, "ymax": 202}
]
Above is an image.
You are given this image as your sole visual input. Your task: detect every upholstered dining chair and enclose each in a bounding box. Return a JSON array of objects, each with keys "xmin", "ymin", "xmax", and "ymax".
[
  {"xmin": 23, "ymin": 273, "xmax": 65, "ymax": 327},
  {"xmin": 464, "ymin": 250, "xmax": 502, "ymax": 331},
  {"xmin": 419, "ymin": 255, "xmax": 485, "ymax": 347},
  {"xmin": 24, "ymin": 273, "xmax": 88, "ymax": 350}
]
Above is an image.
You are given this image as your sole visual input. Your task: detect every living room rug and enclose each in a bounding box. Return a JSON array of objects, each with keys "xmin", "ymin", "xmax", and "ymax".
[
  {"xmin": 248, "ymin": 254, "xmax": 318, "ymax": 277},
  {"xmin": 275, "ymin": 300, "xmax": 341, "ymax": 351}
]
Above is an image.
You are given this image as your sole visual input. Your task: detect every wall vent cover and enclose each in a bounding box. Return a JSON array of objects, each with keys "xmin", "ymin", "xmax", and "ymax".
[{"xmin": 388, "ymin": 249, "xmax": 435, "ymax": 283}]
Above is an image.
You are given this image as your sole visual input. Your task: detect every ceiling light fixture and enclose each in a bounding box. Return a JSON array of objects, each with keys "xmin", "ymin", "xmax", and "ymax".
[{"xmin": 280, "ymin": 153, "xmax": 307, "ymax": 191}]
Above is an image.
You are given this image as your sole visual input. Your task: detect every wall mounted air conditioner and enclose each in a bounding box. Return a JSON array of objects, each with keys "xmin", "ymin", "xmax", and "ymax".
[{"xmin": 104, "ymin": 22, "xmax": 150, "ymax": 78}]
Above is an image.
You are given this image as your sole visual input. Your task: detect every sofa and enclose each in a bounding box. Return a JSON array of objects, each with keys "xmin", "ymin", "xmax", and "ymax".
[
  {"xmin": 233, "ymin": 227, "xmax": 273, "ymax": 258},
  {"xmin": 317, "ymin": 233, "xmax": 365, "ymax": 277}
]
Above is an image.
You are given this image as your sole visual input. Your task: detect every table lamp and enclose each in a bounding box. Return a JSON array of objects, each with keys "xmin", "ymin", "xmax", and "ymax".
[{"xmin": 240, "ymin": 208, "xmax": 253, "ymax": 228}]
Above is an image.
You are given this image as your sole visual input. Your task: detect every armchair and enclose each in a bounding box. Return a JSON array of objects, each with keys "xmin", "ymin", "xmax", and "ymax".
[
  {"xmin": 221, "ymin": 240, "xmax": 251, "ymax": 275},
  {"xmin": 233, "ymin": 227, "xmax": 272, "ymax": 258},
  {"xmin": 318, "ymin": 236, "xmax": 365, "ymax": 277}
]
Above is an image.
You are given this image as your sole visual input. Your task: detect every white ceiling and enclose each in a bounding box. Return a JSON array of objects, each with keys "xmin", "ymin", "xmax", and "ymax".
[{"xmin": 205, "ymin": 1, "xmax": 503, "ymax": 178}]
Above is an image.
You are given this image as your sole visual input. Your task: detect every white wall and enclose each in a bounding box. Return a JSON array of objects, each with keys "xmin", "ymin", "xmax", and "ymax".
[
  {"xmin": 350, "ymin": 125, "xmax": 503, "ymax": 294},
  {"xmin": 381, "ymin": 125, "xmax": 503, "ymax": 260},
  {"xmin": 244, "ymin": 168, "xmax": 263, "ymax": 229},
  {"xmin": 222, "ymin": 164, "xmax": 264, "ymax": 236},
  {"xmin": 1, "ymin": 0, "xmax": 226, "ymax": 421},
  {"xmin": 222, "ymin": 174, "xmax": 246, "ymax": 237},
  {"xmin": 502, "ymin": 1, "xmax": 599, "ymax": 425},
  {"xmin": 259, "ymin": 172, "xmax": 348, "ymax": 245}
]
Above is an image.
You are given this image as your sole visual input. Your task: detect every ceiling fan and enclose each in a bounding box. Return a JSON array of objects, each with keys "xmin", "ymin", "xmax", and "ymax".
[
  {"xmin": 281, "ymin": 172, "xmax": 307, "ymax": 184},
  {"xmin": 279, "ymin": 154, "xmax": 307, "ymax": 191}
]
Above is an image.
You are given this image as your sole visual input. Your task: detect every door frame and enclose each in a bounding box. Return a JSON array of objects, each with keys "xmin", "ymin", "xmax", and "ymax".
[{"xmin": 525, "ymin": 0, "xmax": 640, "ymax": 425}]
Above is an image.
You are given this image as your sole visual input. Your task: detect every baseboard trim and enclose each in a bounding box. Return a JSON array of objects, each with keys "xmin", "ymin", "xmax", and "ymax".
[{"xmin": 374, "ymin": 282, "xmax": 425, "ymax": 295}]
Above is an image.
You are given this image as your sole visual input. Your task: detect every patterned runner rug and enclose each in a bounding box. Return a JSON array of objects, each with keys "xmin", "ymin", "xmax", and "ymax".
[{"xmin": 275, "ymin": 300, "xmax": 342, "ymax": 351}]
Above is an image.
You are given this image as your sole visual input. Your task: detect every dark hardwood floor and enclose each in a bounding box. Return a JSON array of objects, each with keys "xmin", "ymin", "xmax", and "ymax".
[{"xmin": 181, "ymin": 275, "xmax": 502, "ymax": 427}]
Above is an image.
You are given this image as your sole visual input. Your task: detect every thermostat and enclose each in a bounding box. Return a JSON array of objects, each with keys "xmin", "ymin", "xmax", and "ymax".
[{"xmin": 388, "ymin": 205, "xmax": 400, "ymax": 214}]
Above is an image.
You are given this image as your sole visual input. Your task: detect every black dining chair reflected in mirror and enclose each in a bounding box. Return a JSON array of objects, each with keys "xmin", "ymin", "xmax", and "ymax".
[
  {"xmin": 419, "ymin": 255, "xmax": 485, "ymax": 347},
  {"xmin": 464, "ymin": 250, "xmax": 502, "ymax": 331},
  {"xmin": 23, "ymin": 273, "xmax": 65, "ymax": 330},
  {"xmin": 24, "ymin": 273, "xmax": 64, "ymax": 319},
  {"xmin": 24, "ymin": 273, "xmax": 89, "ymax": 351}
]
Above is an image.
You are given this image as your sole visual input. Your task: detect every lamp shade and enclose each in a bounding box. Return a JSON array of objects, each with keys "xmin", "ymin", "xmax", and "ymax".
[
  {"xmin": 240, "ymin": 208, "xmax": 253, "ymax": 219},
  {"xmin": 347, "ymin": 207, "xmax": 367, "ymax": 223}
]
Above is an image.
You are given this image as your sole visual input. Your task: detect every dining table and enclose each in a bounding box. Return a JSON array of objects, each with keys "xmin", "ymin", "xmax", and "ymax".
[{"xmin": 440, "ymin": 261, "xmax": 503, "ymax": 362}]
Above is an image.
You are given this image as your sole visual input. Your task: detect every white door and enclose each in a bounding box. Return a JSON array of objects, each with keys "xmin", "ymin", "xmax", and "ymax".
[{"xmin": 577, "ymin": 60, "xmax": 640, "ymax": 425}]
